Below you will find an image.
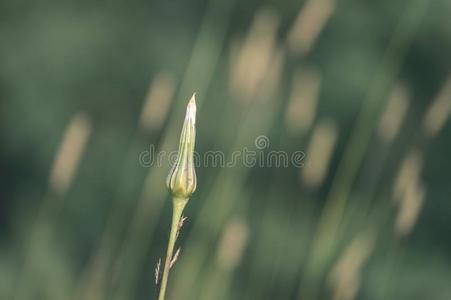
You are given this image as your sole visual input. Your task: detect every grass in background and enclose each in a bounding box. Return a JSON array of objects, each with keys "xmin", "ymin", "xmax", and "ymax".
[{"xmin": 1, "ymin": 0, "xmax": 451, "ymax": 299}]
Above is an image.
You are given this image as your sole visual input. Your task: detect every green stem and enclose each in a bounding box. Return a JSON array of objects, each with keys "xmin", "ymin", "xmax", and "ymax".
[{"xmin": 158, "ymin": 197, "xmax": 188, "ymax": 300}]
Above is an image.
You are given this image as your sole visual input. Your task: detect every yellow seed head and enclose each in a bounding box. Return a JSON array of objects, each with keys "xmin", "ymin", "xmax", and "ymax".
[{"xmin": 166, "ymin": 94, "xmax": 197, "ymax": 199}]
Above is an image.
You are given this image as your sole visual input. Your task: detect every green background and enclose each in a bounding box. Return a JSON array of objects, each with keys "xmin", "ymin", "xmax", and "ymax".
[{"xmin": 1, "ymin": 0, "xmax": 451, "ymax": 299}]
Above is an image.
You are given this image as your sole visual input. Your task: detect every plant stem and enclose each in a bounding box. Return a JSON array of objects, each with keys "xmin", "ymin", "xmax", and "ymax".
[{"xmin": 158, "ymin": 197, "xmax": 188, "ymax": 300}]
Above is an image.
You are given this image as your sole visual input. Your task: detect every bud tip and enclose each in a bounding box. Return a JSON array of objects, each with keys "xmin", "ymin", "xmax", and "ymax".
[{"xmin": 186, "ymin": 93, "xmax": 197, "ymax": 124}]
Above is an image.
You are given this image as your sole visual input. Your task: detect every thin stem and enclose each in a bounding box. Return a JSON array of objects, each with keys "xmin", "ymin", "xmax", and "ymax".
[{"xmin": 158, "ymin": 198, "xmax": 187, "ymax": 300}]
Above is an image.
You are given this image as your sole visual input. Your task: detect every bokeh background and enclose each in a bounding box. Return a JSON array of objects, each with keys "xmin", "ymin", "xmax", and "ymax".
[{"xmin": 1, "ymin": 0, "xmax": 451, "ymax": 299}]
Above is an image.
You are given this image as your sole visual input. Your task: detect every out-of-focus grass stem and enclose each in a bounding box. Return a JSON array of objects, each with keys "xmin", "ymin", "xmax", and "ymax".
[
  {"xmin": 15, "ymin": 113, "xmax": 91, "ymax": 300},
  {"xmin": 74, "ymin": 74, "xmax": 175, "ymax": 300},
  {"xmin": 300, "ymin": 0, "xmax": 430, "ymax": 297}
]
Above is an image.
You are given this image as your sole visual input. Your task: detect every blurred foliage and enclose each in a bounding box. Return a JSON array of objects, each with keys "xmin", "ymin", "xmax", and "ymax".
[{"xmin": 1, "ymin": 0, "xmax": 451, "ymax": 299}]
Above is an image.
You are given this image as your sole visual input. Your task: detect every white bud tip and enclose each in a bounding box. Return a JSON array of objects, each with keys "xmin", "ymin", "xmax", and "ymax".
[{"xmin": 186, "ymin": 93, "xmax": 197, "ymax": 124}]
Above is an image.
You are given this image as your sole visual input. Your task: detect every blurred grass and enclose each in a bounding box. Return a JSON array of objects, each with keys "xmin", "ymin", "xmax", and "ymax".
[{"xmin": 1, "ymin": 0, "xmax": 451, "ymax": 299}]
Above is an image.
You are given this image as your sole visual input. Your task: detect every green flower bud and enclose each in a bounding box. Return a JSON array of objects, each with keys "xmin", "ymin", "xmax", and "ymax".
[{"xmin": 166, "ymin": 94, "xmax": 197, "ymax": 200}]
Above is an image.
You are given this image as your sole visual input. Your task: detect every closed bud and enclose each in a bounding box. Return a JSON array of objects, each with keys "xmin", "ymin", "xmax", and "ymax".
[{"xmin": 166, "ymin": 94, "xmax": 197, "ymax": 200}]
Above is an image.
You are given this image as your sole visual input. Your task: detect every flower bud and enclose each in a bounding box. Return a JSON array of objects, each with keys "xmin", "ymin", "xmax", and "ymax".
[{"xmin": 166, "ymin": 94, "xmax": 197, "ymax": 199}]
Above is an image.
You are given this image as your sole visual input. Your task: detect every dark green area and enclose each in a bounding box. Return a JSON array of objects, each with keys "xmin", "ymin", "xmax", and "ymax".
[{"xmin": 1, "ymin": 0, "xmax": 451, "ymax": 299}]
